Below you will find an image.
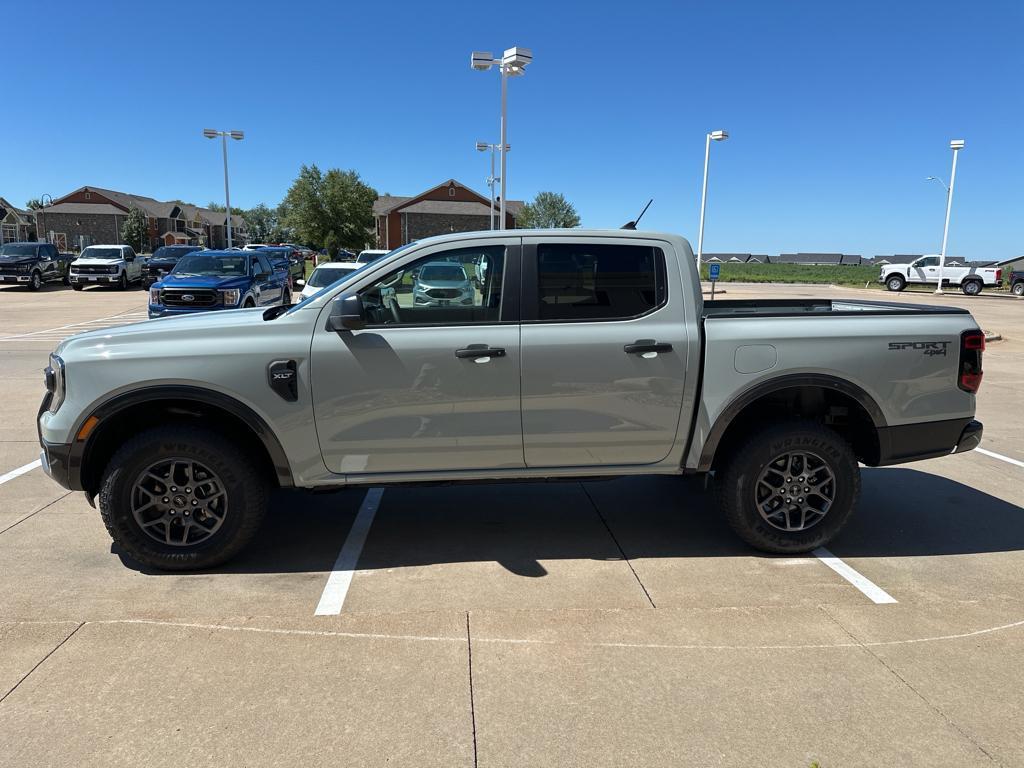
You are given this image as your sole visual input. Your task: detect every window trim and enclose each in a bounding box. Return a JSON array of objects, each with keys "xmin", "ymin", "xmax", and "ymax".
[
  {"xmin": 519, "ymin": 241, "xmax": 669, "ymax": 324},
  {"xmin": 355, "ymin": 243, "xmax": 522, "ymax": 329}
]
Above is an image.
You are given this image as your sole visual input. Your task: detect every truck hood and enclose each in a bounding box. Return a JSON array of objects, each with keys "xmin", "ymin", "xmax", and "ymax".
[
  {"xmin": 153, "ymin": 274, "xmax": 250, "ymax": 290},
  {"xmin": 72, "ymin": 258, "xmax": 124, "ymax": 266},
  {"xmin": 0, "ymin": 257, "xmax": 36, "ymax": 266},
  {"xmin": 57, "ymin": 305, "xmax": 266, "ymax": 354}
]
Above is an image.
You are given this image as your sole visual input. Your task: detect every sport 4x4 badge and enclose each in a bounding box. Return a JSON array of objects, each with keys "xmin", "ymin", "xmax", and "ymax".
[{"xmin": 888, "ymin": 341, "xmax": 950, "ymax": 357}]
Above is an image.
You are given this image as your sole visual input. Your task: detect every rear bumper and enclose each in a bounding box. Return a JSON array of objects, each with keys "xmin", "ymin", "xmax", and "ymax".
[{"xmin": 875, "ymin": 418, "xmax": 983, "ymax": 466}]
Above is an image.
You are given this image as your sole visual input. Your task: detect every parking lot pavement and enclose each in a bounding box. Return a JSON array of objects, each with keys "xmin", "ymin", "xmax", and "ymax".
[{"xmin": 1, "ymin": 281, "xmax": 1023, "ymax": 766}]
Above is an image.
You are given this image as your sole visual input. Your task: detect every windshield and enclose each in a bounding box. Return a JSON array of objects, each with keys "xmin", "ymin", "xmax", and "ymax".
[
  {"xmin": 419, "ymin": 265, "xmax": 467, "ymax": 282},
  {"xmin": 80, "ymin": 247, "xmax": 124, "ymax": 260},
  {"xmin": 0, "ymin": 244, "xmax": 37, "ymax": 258},
  {"xmin": 152, "ymin": 246, "xmax": 196, "ymax": 262},
  {"xmin": 357, "ymin": 251, "xmax": 387, "ymax": 264},
  {"xmin": 173, "ymin": 254, "xmax": 249, "ymax": 276},
  {"xmin": 308, "ymin": 265, "xmax": 359, "ymax": 287}
]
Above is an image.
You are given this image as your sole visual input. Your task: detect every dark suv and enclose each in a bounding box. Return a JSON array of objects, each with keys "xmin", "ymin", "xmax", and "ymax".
[
  {"xmin": 1011, "ymin": 271, "xmax": 1023, "ymax": 297},
  {"xmin": 0, "ymin": 242, "xmax": 69, "ymax": 290},
  {"xmin": 143, "ymin": 245, "xmax": 202, "ymax": 288}
]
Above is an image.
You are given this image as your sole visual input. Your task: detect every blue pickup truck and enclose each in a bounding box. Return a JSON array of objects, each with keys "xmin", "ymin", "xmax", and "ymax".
[{"xmin": 148, "ymin": 250, "xmax": 291, "ymax": 318}]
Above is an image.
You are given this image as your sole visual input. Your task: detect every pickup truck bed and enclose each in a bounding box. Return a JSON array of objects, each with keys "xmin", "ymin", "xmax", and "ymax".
[{"xmin": 703, "ymin": 298, "xmax": 970, "ymax": 318}]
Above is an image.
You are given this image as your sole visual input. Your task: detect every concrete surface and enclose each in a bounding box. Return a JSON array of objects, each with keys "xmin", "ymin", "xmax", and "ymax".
[{"xmin": 1, "ymin": 280, "xmax": 1022, "ymax": 766}]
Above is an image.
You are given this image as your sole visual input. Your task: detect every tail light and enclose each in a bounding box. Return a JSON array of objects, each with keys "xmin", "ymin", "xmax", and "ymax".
[
  {"xmin": 958, "ymin": 329, "xmax": 985, "ymax": 393},
  {"xmin": 995, "ymin": 269, "xmax": 1002, "ymax": 283}
]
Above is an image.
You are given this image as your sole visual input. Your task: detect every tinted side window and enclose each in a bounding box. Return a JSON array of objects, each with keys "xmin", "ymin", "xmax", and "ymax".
[
  {"xmin": 535, "ymin": 243, "xmax": 666, "ymax": 321},
  {"xmin": 358, "ymin": 245, "xmax": 505, "ymax": 327},
  {"xmin": 255, "ymin": 253, "xmax": 272, "ymax": 274}
]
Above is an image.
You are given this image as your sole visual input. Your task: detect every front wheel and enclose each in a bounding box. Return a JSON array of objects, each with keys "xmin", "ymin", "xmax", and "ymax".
[
  {"xmin": 117, "ymin": 272, "xmax": 128, "ymax": 290},
  {"xmin": 28, "ymin": 271, "xmax": 42, "ymax": 291},
  {"xmin": 885, "ymin": 275, "xmax": 905, "ymax": 292},
  {"xmin": 1012, "ymin": 282, "xmax": 1024, "ymax": 297},
  {"xmin": 98, "ymin": 426, "xmax": 269, "ymax": 570},
  {"xmin": 961, "ymin": 280, "xmax": 982, "ymax": 296},
  {"xmin": 715, "ymin": 420, "xmax": 860, "ymax": 553}
]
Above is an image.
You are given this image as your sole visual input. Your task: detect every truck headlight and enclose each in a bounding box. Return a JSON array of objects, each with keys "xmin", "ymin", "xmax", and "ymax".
[
  {"xmin": 221, "ymin": 289, "xmax": 241, "ymax": 306},
  {"xmin": 44, "ymin": 354, "xmax": 66, "ymax": 413},
  {"xmin": 19, "ymin": 264, "xmax": 31, "ymax": 273},
  {"xmin": 108, "ymin": 265, "xmax": 120, "ymax": 274},
  {"xmin": 149, "ymin": 287, "xmax": 161, "ymax": 305}
]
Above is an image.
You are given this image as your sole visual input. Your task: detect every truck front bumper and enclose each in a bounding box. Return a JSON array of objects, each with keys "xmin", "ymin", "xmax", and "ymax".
[
  {"xmin": 875, "ymin": 418, "xmax": 983, "ymax": 466},
  {"xmin": 148, "ymin": 304, "xmax": 235, "ymax": 319},
  {"xmin": 0, "ymin": 275, "xmax": 32, "ymax": 283},
  {"xmin": 71, "ymin": 275, "xmax": 118, "ymax": 285}
]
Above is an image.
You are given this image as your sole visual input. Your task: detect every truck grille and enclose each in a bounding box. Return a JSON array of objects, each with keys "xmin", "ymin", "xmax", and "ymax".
[
  {"xmin": 0, "ymin": 265, "xmax": 28, "ymax": 276},
  {"xmin": 426, "ymin": 288, "xmax": 461, "ymax": 299},
  {"xmin": 161, "ymin": 288, "xmax": 218, "ymax": 307},
  {"xmin": 73, "ymin": 264, "xmax": 116, "ymax": 275}
]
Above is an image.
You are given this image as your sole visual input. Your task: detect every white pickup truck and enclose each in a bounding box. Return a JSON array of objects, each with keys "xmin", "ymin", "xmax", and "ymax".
[
  {"xmin": 880, "ymin": 255, "xmax": 1003, "ymax": 295},
  {"xmin": 70, "ymin": 245, "xmax": 145, "ymax": 291}
]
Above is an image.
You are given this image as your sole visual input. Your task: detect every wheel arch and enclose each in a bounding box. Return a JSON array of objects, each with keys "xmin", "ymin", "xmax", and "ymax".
[
  {"xmin": 73, "ymin": 385, "xmax": 294, "ymax": 496},
  {"xmin": 698, "ymin": 374, "xmax": 887, "ymax": 472}
]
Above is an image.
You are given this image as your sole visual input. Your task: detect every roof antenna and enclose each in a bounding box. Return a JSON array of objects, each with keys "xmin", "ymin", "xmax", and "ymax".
[{"xmin": 621, "ymin": 199, "xmax": 653, "ymax": 230}]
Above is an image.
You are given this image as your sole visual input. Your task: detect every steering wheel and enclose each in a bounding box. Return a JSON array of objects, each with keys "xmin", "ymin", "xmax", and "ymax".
[{"xmin": 385, "ymin": 294, "xmax": 401, "ymax": 324}]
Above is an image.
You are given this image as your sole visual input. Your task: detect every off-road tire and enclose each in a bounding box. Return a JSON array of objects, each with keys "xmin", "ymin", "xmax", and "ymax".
[
  {"xmin": 98, "ymin": 426, "xmax": 269, "ymax": 570},
  {"xmin": 715, "ymin": 420, "xmax": 860, "ymax": 554},
  {"xmin": 885, "ymin": 275, "xmax": 905, "ymax": 292},
  {"xmin": 961, "ymin": 280, "xmax": 982, "ymax": 296}
]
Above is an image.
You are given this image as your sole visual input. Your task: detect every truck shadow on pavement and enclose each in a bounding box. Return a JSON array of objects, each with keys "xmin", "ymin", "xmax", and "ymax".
[{"xmin": 114, "ymin": 467, "xmax": 1024, "ymax": 575}]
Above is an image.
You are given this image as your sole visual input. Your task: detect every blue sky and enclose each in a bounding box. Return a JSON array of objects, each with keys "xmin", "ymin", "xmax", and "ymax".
[{"xmin": 4, "ymin": 0, "xmax": 1021, "ymax": 259}]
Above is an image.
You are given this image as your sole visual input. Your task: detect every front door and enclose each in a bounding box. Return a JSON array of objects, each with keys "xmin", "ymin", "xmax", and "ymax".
[
  {"xmin": 253, "ymin": 252, "xmax": 281, "ymax": 305},
  {"xmin": 311, "ymin": 238, "xmax": 523, "ymax": 475},
  {"xmin": 519, "ymin": 237, "xmax": 689, "ymax": 467}
]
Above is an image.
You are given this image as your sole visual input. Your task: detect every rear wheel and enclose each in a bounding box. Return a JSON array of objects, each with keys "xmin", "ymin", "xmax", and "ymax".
[
  {"xmin": 715, "ymin": 420, "xmax": 860, "ymax": 553},
  {"xmin": 961, "ymin": 279, "xmax": 982, "ymax": 296},
  {"xmin": 98, "ymin": 426, "xmax": 268, "ymax": 570},
  {"xmin": 1012, "ymin": 281, "xmax": 1024, "ymax": 297},
  {"xmin": 885, "ymin": 275, "xmax": 905, "ymax": 292}
]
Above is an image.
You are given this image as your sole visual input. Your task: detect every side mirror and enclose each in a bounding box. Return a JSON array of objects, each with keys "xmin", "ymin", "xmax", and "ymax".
[
  {"xmin": 295, "ymin": 279, "xmax": 305, "ymax": 287},
  {"xmin": 326, "ymin": 293, "xmax": 366, "ymax": 332}
]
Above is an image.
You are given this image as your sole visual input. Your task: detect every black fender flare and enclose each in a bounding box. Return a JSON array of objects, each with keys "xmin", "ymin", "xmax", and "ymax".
[
  {"xmin": 697, "ymin": 374, "xmax": 887, "ymax": 471},
  {"xmin": 73, "ymin": 385, "xmax": 294, "ymax": 490}
]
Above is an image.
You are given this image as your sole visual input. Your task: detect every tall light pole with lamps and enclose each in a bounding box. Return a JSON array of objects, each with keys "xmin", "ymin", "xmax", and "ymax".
[
  {"xmin": 475, "ymin": 141, "xmax": 509, "ymax": 230},
  {"xmin": 471, "ymin": 47, "xmax": 532, "ymax": 230},
  {"xmin": 696, "ymin": 130, "xmax": 728, "ymax": 270},
  {"xmin": 202, "ymin": 129, "xmax": 244, "ymax": 248},
  {"xmin": 929, "ymin": 138, "xmax": 964, "ymax": 295}
]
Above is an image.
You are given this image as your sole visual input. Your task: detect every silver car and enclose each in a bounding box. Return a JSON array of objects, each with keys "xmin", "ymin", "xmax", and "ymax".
[{"xmin": 412, "ymin": 262, "xmax": 474, "ymax": 307}]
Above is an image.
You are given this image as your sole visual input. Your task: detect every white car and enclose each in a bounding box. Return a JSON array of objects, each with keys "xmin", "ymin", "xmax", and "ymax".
[
  {"xmin": 299, "ymin": 261, "xmax": 363, "ymax": 300},
  {"xmin": 879, "ymin": 255, "xmax": 1003, "ymax": 296},
  {"xmin": 70, "ymin": 245, "xmax": 144, "ymax": 291},
  {"xmin": 411, "ymin": 261, "xmax": 474, "ymax": 307},
  {"xmin": 242, "ymin": 243, "xmax": 272, "ymax": 251}
]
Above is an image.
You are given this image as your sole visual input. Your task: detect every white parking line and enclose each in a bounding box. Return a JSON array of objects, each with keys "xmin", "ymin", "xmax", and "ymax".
[
  {"xmin": 813, "ymin": 547, "xmax": 897, "ymax": 604},
  {"xmin": 0, "ymin": 459, "xmax": 42, "ymax": 486},
  {"xmin": 0, "ymin": 308, "xmax": 149, "ymax": 342},
  {"xmin": 975, "ymin": 447, "xmax": 1024, "ymax": 469},
  {"xmin": 314, "ymin": 488, "xmax": 384, "ymax": 616}
]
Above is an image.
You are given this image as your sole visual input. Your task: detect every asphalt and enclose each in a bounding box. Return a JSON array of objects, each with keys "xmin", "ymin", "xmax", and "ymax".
[{"xmin": 1, "ymin": 280, "xmax": 1022, "ymax": 767}]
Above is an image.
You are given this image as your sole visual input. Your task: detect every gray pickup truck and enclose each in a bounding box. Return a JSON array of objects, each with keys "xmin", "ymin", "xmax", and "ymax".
[{"xmin": 38, "ymin": 229, "xmax": 985, "ymax": 570}]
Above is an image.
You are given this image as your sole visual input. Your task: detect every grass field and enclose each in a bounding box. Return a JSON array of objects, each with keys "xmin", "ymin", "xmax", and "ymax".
[{"xmin": 699, "ymin": 263, "xmax": 880, "ymax": 286}]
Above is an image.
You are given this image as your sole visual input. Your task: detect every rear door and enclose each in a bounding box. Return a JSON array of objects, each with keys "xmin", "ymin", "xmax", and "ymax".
[
  {"xmin": 311, "ymin": 237, "xmax": 523, "ymax": 475},
  {"xmin": 519, "ymin": 236, "xmax": 689, "ymax": 467}
]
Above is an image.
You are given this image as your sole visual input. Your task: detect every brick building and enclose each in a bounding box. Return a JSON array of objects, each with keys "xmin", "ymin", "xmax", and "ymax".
[
  {"xmin": 373, "ymin": 180, "xmax": 522, "ymax": 249},
  {"xmin": 35, "ymin": 186, "xmax": 247, "ymax": 252}
]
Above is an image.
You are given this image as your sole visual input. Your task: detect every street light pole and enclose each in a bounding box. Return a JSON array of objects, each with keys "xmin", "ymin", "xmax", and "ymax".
[
  {"xmin": 203, "ymin": 128, "xmax": 244, "ymax": 248},
  {"xmin": 471, "ymin": 47, "xmax": 531, "ymax": 231},
  {"xmin": 696, "ymin": 130, "xmax": 728, "ymax": 270},
  {"xmin": 476, "ymin": 141, "xmax": 508, "ymax": 230},
  {"xmin": 935, "ymin": 139, "xmax": 965, "ymax": 295}
]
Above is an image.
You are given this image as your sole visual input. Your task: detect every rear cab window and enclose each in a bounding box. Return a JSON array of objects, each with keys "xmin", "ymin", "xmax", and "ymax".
[{"xmin": 527, "ymin": 242, "xmax": 667, "ymax": 322}]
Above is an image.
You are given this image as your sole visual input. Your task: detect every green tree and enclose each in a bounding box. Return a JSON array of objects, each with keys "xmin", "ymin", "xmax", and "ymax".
[
  {"xmin": 517, "ymin": 191, "xmax": 581, "ymax": 229},
  {"xmin": 25, "ymin": 198, "xmax": 43, "ymax": 210},
  {"xmin": 243, "ymin": 203, "xmax": 286, "ymax": 243},
  {"xmin": 205, "ymin": 202, "xmax": 246, "ymax": 216},
  {"xmin": 280, "ymin": 164, "xmax": 377, "ymax": 252},
  {"xmin": 121, "ymin": 207, "xmax": 148, "ymax": 252}
]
